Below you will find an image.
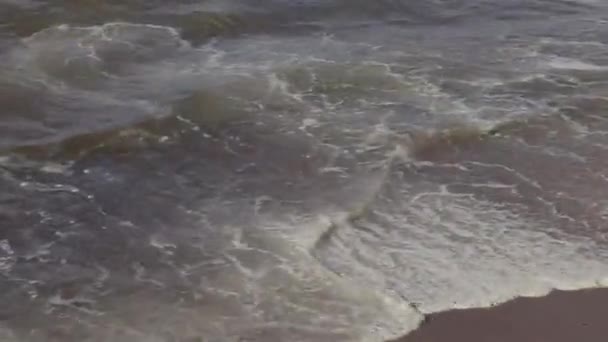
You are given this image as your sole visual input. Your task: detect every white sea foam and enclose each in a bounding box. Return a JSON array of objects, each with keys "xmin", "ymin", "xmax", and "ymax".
[
  {"xmin": 19, "ymin": 23, "xmax": 188, "ymax": 85},
  {"xmin": 312, "ymin": 181, "xmax": 608, "ymax": 314},
  {"xmin": 0, "ymin": 240, "xmax": 15, "ymax": 274},
  {"xmin": 545, "ymin": 56, "xmax": 608, "ymax": 71}
]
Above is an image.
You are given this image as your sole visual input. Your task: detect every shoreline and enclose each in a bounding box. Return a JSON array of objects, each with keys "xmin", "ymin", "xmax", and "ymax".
[{"xmin": 390, "ymin": 288, "xmax": 608, "ymax": 342}]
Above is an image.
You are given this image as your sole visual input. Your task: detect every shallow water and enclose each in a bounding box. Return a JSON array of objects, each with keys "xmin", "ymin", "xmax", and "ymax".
[{"xmin": 1, "ymin": 1, "xmax": 608, "ymax": 341}]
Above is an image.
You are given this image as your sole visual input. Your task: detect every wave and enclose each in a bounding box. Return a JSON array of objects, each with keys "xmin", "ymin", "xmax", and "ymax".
[
  {"xmin": 6, "ymin": 116, "xmax": 175, "ymax": 160},
  {"xmin": 306, "ymin": 157, "xmax": 608, "ymax": 316},
  {"xmin": 400, "ymin": 114, "xmax": 587, "ymax": 161},
  {"xmin": 1, "ymin": 87, "xmax": 254, "ymax": 160},
  {"xmin": 0, "ymin": 22, "xmax": 260, "ymax": 159},
  {"xmin": 11, "ymin": 0, "xmax": 591, "ymax": 47},
  {"xmin": 2, "ymin": 0, "xmax": 602, "ymax": 47},
  {"xmin": 17, "ymin": 23, "xmax": 189, "ymax": 84},
  {"xmin": 404, "ymin": 124, "xmax": 490, "ymax": 160},
  {"xmin": 299, "ymin": 110, "xmax": 608, "ymax": 319}
]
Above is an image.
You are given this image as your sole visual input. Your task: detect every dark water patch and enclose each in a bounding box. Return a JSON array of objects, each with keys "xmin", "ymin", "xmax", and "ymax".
[
  {"xmin": 6, "ymin": 119, "xmax": 177, "ymax": 160},
  {"xmin": 406, "ymin": 103, "xmax": 607, "ymax": 163},
  {"xmin": 0, "ymin": 1, "xmax": 139, "ymax": 38},
  {"xmin": 0, "ymin": 84, "xmax": 162, "ymax": 157},
  {"xmin": 406, "ymin": 125, "xmax": 494, "ymax": 160},
  {"xmin": 0, "ymin": 120, "xmax": 414, "ymax": 341},
  {"xmin": 168, "ymin": 11, "xmax": 251, "ymax": 44},
  {"xmin": 0, "ymin": 83, "xmax": 280, "ymax": 161},
  {"xmin": 0, "ymin": 2, "xmax": 264, "ymax": 45},
  {"xmin": 7, "ymin": 0, "xmax": 585, "ymax": 47},
  {"xmin": 487, "ymin": 0, "xmax": 597, "ymax": 20},
  {"xmin": 485, "ymin": 75, "xmax": 580, "ymax": 101}
]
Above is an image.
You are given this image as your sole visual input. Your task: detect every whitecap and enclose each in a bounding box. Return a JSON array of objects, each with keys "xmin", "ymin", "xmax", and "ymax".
[{"xmin": 545, "ymin": 56, "xmax": 608, "ymax": 71}]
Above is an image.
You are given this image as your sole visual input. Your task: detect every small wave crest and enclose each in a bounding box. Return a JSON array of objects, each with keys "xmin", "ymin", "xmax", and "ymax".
[
  {"xmin": 1, "ymin": 86, "xmax": 257, "ymax": 159},
  {"xmin": 16, "ymin": 23, "xmax": 189, "ymax": 87}
]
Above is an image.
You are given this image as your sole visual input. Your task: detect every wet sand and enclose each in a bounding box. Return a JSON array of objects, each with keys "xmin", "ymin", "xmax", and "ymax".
[{"xmin": 392, "ymin": 288, "xmax": 608, "ymax": 342}]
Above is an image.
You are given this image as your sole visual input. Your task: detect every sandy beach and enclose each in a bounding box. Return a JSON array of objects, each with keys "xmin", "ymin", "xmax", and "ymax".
[{"xmin": 392, "ymin": 288, "xmax": 608, "ymax": 342}]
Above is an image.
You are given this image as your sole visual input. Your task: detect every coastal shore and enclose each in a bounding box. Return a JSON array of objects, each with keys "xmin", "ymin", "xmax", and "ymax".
[{"xmin": 391, "ymin": 288, "xmax": 608, "ymax": 342}]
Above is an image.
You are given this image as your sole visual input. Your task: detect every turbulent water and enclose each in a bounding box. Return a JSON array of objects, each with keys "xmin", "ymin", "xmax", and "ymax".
[{"xmin": 2, "ymin": 0, "xmax": 608, "ymax": 341}]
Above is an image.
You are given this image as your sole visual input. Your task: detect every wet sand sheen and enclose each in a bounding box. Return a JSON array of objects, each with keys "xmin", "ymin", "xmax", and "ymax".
[{"xmin": 391, "ymin": 288, "xmax": 608, "ymax": 342}]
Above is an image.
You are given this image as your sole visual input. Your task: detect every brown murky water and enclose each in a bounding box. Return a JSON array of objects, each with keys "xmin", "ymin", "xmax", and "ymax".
[{"xmin": 1, "ymin": 1, "xmax": 608, "ymax": 341}]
